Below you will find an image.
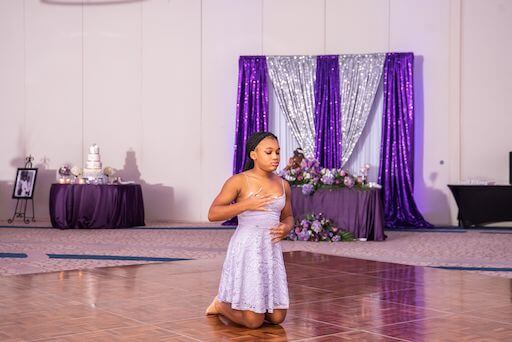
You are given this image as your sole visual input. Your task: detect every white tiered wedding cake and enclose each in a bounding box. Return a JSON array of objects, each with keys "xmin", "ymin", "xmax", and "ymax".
[{"xmin": 83, "ymin": 144, "xmax": 103, "ymax": 180}]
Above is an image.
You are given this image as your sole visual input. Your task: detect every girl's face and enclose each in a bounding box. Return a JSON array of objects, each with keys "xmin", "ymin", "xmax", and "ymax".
[{"xmin": 250, "ymin": 137, "xmax": 280, "ymax": 172}]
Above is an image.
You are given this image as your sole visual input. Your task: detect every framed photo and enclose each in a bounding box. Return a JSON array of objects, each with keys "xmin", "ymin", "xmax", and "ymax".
[{"xmin": 12, "ymin": 168, "xmax": 38, "ymax": 199}]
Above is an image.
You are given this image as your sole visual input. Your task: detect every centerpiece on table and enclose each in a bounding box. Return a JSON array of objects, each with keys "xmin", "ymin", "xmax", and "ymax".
[
  {"xmin": 57, "ymin": 165, "xmax": 72, "ymax": 184},
  {"xmin": 82, "ymin": 144, "xmax": 103, "ymax": 182},
  {"xmin": 278, "ymin": 152, "xmax": 373, "ymax": 195},
  {"xmin": 56, "ymin": 144, "xmax": 116, "ymax": 184}
]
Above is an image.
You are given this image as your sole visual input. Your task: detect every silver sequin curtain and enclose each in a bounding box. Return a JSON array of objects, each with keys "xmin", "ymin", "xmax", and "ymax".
[
  {"xmin": 267, "ymin": 56, "xmax": 316, "ymax": 157},
  {"xmin": 339, "ymin": 53, "xmax": 385, "ymax": 167}
]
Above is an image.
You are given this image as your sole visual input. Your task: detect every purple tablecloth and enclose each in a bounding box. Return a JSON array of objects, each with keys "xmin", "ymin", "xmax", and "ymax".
[
  {"xmin": 50, "ymin": 184, "xmax": 145, "ymax": 229},
  {"xmin": 291, "ymin": 186, "xmax": 385, "ymax": 241}
]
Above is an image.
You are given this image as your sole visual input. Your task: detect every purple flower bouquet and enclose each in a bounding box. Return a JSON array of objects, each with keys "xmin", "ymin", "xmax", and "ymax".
[
  {"xmin": 286, "ymin": 213, "xmax": 354, "ymax": 242},
  {"xmin": 279, "ymin": 157, "xmax": 369, "ymax": 195}
]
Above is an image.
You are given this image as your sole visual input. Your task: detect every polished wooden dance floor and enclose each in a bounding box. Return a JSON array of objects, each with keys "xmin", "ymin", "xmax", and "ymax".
[{"xmin": 1, "ymin": 251, "xmax": 511, "ymax": 341}]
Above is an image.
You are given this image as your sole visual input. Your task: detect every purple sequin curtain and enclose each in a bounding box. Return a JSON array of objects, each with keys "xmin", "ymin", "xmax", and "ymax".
[
  {"xmin": 232, "ymin": 56, "xmax": 269, "ymax": 174},
  {"xmin": 378, "ymin": 53, "xmax": 432, "ymax": 228},
  {"xmin": 314, "ymin": 55, "xmax": 342, "ymax": 168}
]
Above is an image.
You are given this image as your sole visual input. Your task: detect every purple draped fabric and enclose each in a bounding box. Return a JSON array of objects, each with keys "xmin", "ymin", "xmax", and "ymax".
[
  {"xmin": 50, "ymin": 184, "xmax": 145, "ymax": 229},
  {"xmin": 224, "ymin": 56, "xmax": 269, "ymax": 226},
  {"xmin": 232, "ymin": 56, "xmax": 269, "ymax": 174},
  {"xmin": 314, "ymin": 55, "xmax": 342, "ymax": 168},
  {"xmin": 378, "ymin": 53, "xmax": 432, "ymax": 227}
]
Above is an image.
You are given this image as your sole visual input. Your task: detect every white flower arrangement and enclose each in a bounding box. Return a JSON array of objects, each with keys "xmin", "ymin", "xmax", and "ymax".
[
  {"xmin": 71, "ymin": 166, "xmax": 82, "ymax": 177},
  {"xmin": 103, "ymin": 166, "xmax": 114, "ymax": 177}
]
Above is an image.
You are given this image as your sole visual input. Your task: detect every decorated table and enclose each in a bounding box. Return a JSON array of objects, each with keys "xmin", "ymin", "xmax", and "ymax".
[
  {"xmin": 49, "ymin": 184, "xmax": 145, "ymax": 229},
  {"xmin": 291, "ymin": 186, "xmax": 385, "ymax": 241},
  {"xmin": 448, "ymin": 184, "xmax": 512, "ymax": 227}
]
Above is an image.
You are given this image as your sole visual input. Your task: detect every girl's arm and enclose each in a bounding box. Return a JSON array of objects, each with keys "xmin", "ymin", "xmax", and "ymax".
[
  {"xmin": 208, "ymin": 175, "xmax": 274, "ymax": 222},
  {"xmin": 270, "ymin": 181, "xmax": 294, "ymax": 243}
]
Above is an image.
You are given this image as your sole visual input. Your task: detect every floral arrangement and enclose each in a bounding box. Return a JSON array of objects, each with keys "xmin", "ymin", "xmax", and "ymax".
[
  {"xmin": 278, "ymin": 157, "xmax": 371, "ymax": 195},
  {"xmin": 103, "ymin": 166, "xmax": 114, "ymax": 177},
  {"xmin": 71, "ymin": 166, "xmax": 82, "ymax": 177},
  {"xmin": 287, "ymin": 213, "xmax": 354, "ymax": 242},
  {"xmin": 58, "ymin": 165, "xmax": 71, "ymax": 177}
]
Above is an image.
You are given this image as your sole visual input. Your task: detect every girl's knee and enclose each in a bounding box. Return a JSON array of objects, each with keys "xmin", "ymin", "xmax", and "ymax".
[
  {"xmin": 268, "ymin": 310, "xmax": 287, "ymax": 324},
  {"xmin": 242, "ymin": 312, "xmax": 265, "ymax": 329}
]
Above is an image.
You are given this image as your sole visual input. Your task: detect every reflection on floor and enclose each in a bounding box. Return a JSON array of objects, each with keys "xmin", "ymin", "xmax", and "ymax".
[{"xmin": 1, "ymin": 251, "xmax": 511, "ymax": 341}]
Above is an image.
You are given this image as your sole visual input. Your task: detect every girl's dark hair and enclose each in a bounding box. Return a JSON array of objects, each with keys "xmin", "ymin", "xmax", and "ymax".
[{"xmin": 243, "ymin": 132, "xmax": 278, "ymax": 171}]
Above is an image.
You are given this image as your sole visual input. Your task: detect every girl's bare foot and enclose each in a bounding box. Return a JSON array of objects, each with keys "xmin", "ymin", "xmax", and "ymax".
[{"xmin": 205, "ymin": 296, "xmax": 219, "ymax": 315}]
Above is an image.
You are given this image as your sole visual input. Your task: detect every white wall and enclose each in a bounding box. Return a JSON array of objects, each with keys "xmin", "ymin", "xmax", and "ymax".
[
  {"xmin": 461, "ymin": 0, "xmax": 512, "ymax": 184},
  {"xmin": 0, "ymin": 0, "xmax": 510, "ymax": 225}
]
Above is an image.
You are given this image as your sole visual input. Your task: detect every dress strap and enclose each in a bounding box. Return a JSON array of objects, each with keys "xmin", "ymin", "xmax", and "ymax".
[{"xmin": 281, "ymin": 178, "xmax": 285, "ymax": 194}]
